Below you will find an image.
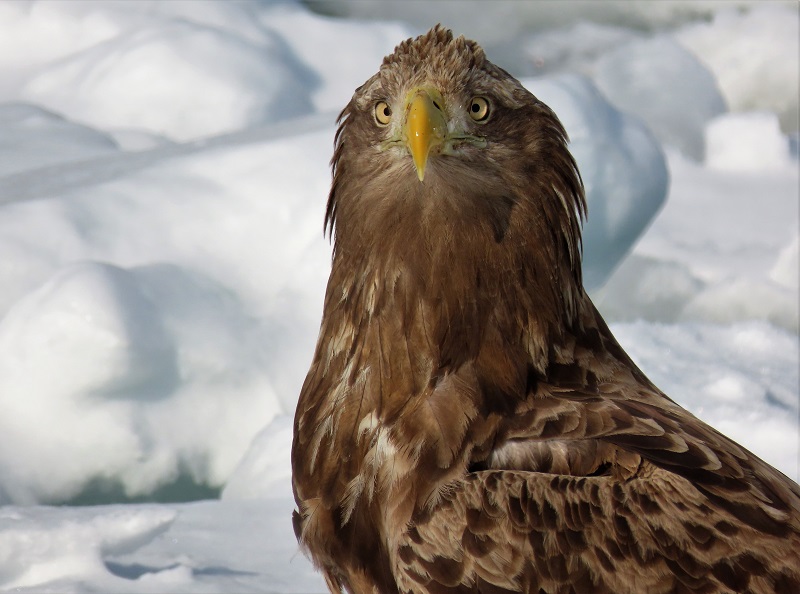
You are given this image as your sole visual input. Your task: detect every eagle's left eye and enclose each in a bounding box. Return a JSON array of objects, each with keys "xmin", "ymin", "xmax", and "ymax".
[
  {"xmin": 375, "ymin": 101, "xmax": 392, "ymax": 125},
  {"xmin": 468, "ymin": 97, "xmax": 491, "ymax": 122}
]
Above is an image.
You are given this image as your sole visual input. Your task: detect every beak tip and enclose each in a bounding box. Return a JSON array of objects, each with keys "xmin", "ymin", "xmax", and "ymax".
[{"xmin": 412, "ymin": 154, "xmax": 427, "ymax": 181}]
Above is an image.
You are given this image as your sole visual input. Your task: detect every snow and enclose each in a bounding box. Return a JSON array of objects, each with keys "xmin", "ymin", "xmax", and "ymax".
[
  {"xmin": 0, "ymin": 506, "xmax": 177, "ymax": 590},
  {"xmin": 22, "ymin": 16, "xmax": 313, "ymax": 141},
  {"xmin": 0, "ymin": 124, "xmax": 336, "ymax": 505},
  {"xmin": 675, "ymin": 4, "xmax": 800, "ymax": 132},
  {"xmin": 705, "ymin": 111, "xmax": 795, "ymax": 172},
  {"xmin": 0, "ymin": 500, "xmax": 324, "ymax": 593},
  {"xmin": 0, "ymin": 1, "xmax": 796, "ymax": 592},
  {"xmin": 0, "ymin": 103, "xmax": 119, "ymax": 176},
  {"xmin": 592, "ymin": 35, "xmax": 727, "ymax": 160},
  {"xmin": 595, "ymin": 146, "xmax": 798, "ymax": 333},
  {"xmin": 524, "ymin": 26, "xmax": 728, "ymax": 160}
]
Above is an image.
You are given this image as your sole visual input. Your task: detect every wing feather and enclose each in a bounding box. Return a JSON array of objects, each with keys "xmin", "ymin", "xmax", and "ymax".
[{"xmin": 396, "ymin": 468, "xmax": 800, "ymax": 594}]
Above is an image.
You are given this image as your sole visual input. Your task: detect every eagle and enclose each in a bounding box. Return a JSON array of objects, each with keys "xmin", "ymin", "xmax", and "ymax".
[{"xmin": 292, "ymin": 26, "xmax": 800, "ymax": 594}]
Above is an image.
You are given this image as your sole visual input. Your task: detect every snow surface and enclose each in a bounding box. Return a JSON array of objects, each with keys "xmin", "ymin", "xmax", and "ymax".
[{"xmin": 0, "ymin": 1, "xmax": 796, "ymax": 592}]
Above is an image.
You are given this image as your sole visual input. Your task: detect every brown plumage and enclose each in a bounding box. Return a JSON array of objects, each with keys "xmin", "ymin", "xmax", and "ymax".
[{"xmin": 291, "ymin": 26, "xmax": 800, "ymax": 594}]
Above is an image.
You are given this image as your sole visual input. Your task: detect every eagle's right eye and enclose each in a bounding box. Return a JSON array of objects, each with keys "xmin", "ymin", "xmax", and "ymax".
[
  {"xmin": 374, "ymin": 101, "xmax": 392, "ymax": 125},
  {"xmin": 468, "ymin": 96, "xmax": 491, "ymax": 122}
]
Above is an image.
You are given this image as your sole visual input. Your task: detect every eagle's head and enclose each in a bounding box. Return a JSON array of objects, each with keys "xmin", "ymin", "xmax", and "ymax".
[{"xmin": 325, "ymin": 25, "xmax": 586, "ymax": 320}]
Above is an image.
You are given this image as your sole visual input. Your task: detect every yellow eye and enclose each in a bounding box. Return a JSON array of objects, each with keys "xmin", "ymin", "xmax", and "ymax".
[
  {"xmin": 374, "ymin": 101, "xmax": 392, "ymax": 125},
  {"xmin": 468, "ymin": 96, "xmax": 490, "ymax": 122}
]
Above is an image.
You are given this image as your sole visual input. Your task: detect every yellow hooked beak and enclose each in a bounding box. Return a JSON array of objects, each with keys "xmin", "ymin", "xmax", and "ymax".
[{"xmin": 404, "ymin": 88, "xmax": 447, "ymax": 182}]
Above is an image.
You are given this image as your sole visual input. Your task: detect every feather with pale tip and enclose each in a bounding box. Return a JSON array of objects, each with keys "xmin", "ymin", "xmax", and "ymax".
[{"xmin": 292, "ymin": 25, "xmax": 800, "ymax": 594}]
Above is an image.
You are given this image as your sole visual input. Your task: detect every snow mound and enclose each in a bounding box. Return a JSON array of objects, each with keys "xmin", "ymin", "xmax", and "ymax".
[
  {"xmin": 21, "ymin": 18, "xmax": 315, "ymax": 142},
  {"xmin": 525, "ymin": 74, "xmax": 668, "ymax": 289},
  {"xmin": 0, "ymin": 261, "xmax": 176, "ymax": 399},
  {"xmin": 524, "ymin": 25, "xmax": 727, "ymax": 160},
  {"xmin": 0, "ymin": 258, "xmax": 287, "ymax": 505},
  {"xmin": 705, "ymin": 111, "xmax": 794, "ymax": 172},
  {"xmin": 593, "ymin": 35, "xmax": 726, "ymax": 159},
  {"xmin": 222, "ymin": 415, "xmax": 294, "ymax": 501},
  {"xmin": 682, "ymin": 278, "xmax": 798, "ymax": 332},
  {"xmin": 676, "ymin": 4, "xmax": 800, "ymax": 132},
  {"xmin": 598, "ymin": 148, "xmax": 799, "ymax": 333},
  {"xmin": 0, "ymin": 505, "xmax": 176, "ymax": 590}
]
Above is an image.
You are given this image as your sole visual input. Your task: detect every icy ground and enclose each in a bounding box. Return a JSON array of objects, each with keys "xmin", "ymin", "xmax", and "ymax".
[{"xmin": 0, "ymin": 1, "xmax": 797, "ymax": 592}]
